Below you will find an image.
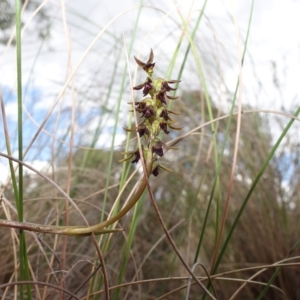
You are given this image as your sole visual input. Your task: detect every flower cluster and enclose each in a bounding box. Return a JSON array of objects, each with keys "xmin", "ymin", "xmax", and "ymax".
[{"xmin": 121, "ymin": 49, "xmax": 181, "ymax": 176}]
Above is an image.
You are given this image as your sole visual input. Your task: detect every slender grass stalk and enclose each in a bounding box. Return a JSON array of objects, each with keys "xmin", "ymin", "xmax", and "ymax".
[
  {"xmin": 15, "ymin": 0, "xmax": 31, "ymax": 299},
  {"xmin": 15, "ymin": 0, "xmax": 23, "ymax": 221}
]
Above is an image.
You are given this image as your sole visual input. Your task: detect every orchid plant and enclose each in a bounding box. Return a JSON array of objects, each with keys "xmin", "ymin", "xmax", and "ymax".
[{"xmin": 0, "ymin": 49, "xmax": 181, "ymax": 236}]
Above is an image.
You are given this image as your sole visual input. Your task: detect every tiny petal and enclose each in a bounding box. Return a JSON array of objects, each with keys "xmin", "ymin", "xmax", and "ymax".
[
  {"xmin": 148, "ymin": 48, "xmax": 154, "ymax": 64},
  {"xmin": 162, "ymin": 80, "xmax": 181, "ymax": 92},
  {"xmin": 166, "ymin": 94, "xmax": 179, "ymax": 100},
  {"xmin": 119, "ymin": 151, "xmax": 134, "ymax": 162},
  {"xmin": 167, "ymin": 79, "xmax": 181, "ymax": 84},
  {"xmin": 133, "ymin": 82, "xmax": 146, "ymax": 90},
  {"xmin": 167, "ymin": 109, "xmax": 180, "ymax": 115},
  {"xmin": 162, "ymin": 82, "xmax": 177, "ymax": 91},
  {"xmin": 169, "ymin": 124, "xmax": 183, "ymax": 130},
  {"xmin": 134, "ymin": 56, "xmax": 146, "ymax": 68},
  {"xmin": 159, "ymin": 164, "xmax": 174, "ymax": 173},
  {"xmin": 119, "ymin": 155, "xmax": 133, "ymax": 163}
]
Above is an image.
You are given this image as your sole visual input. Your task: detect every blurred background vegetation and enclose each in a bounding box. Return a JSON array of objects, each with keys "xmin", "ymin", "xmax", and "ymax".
[{"xmin": 0, "ymin": 0, "xmax": 300, "ymax": 299}]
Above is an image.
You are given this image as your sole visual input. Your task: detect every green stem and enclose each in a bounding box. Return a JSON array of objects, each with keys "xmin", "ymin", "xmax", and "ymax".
[
  {"xmin": 0, "ymin": 154, "xmax": 152, "ymax": 236},
  {"xmin": 62, "ymin": 152, "xmax": 152, "ymax": 235},
  {"xmin": 15, "ymin": 0, "xmax": 31, "ymax": 299}
]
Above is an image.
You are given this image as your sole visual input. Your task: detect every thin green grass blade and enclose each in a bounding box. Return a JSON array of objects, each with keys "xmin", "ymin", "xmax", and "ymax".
[
  {"xmin": 257, "ymin": 239, "xmax": 300, "ymax": 299},
  {"xmin": 194, "ymin": 175, "xmax": 216, "ymax": 264},
  {"xmin": 15, "ymin": 0, "xmax": 31, "ymax": 299},
  {"xmin": 15, "ymin": 0, "xmax": 23, "ymax": 220}
]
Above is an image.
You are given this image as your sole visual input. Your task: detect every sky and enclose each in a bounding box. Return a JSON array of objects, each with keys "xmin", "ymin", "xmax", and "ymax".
[{"xmin": 0, "ymin": 0, "xmax": 300, "ymax": 185}]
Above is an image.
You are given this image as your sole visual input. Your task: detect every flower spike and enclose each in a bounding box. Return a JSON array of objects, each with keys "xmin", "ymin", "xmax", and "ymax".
[{"xmin": 122, "ymin": 49, "xmax": 182, "ymax": 176}]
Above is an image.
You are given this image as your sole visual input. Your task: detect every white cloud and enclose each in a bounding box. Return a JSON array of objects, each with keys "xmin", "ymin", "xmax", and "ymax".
[{"xmin": 3, "ymin": 101, "xmax": 18, "ymax": 121}]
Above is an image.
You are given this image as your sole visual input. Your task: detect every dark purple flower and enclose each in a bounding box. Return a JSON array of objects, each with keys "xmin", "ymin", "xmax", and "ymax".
[
  {"xmin": 143, "ymin": 106, "xmax": 154, "ymax": 118},
  {"xmin": 134, "ymin": 49, "xmax": 155, "ymax": 75},
  {"xmin": 131, "ymin": 150, "xmax": 141, "ymax": 164},
  {"xmin": 133, "ymin": 77, "xmax": 153, "ymax": 96},
  {"xmin": 152, "ymin": 140, "xmax": 164, "ymax": 157},
  {"xmin": 159, "ymin": 108, "xmax": 170, "ymax": 121},
  {"xmin": 135, "ymin": 101, "xmax": 146, "ymax": 111},
  {"xmin": 137, "ymin": 124, "xmax": 149, "ymax": 137},
  {"xmin": 156, "ymin": 86, "xmax": 179, "ymax": 105},
  {"xmin": 152, "ymin": 165, "xmax": 160, "ymax": 176},
  {"xmin": 143, "ymin": 77, "xmax": 153, "ymax": 96},
  {"xmin": 143, "ymin": 81, "xmax": 153, "ymax": 96},
  {"xmin": 151, "ymin": 162, "xmax": 173, "ymax": 177},
  {"xmin": 159, "ymin": 121, "xmax": 170, "ymax": 134},
  {"xmin": 135, "ymin": 102, "xmax": 155, "ymax": 118},
  {"xmin": 162, "ymin": 80, "xmax": 181, "ymax": 92},
  {"xmin": 157, "ymin": 90, "xmax": 167, "ymax": 104}
]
